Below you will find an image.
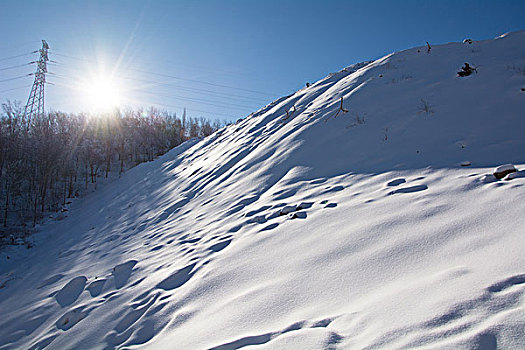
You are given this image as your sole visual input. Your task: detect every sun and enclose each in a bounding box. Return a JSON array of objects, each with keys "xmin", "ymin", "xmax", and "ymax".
[{"xmin": 81, "ymin": 77, "xmax": 122, "ymax": 112}]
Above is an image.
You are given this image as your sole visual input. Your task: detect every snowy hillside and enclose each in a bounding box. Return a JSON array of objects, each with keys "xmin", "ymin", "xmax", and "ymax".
[{"xmin": 1, "ymin": 31, "xmax": 525, "ymax": 350}]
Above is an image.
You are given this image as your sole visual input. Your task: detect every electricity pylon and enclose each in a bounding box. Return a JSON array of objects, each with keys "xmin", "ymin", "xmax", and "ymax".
[{"xmin": 24, "ymin": 40, "xmax": 49, "ymax": 125}]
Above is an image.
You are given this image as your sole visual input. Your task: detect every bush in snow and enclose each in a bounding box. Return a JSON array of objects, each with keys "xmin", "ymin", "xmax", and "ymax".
[
  {"xmin": 458, "ymin": 62, "xmax": 477, "ymax": 77},
  {"xmin": 506, "ymin": 64, "xmax": 525, "ymax": 76},
  {"xmin": 418, "ymin": 99, "xmax": 434, "ymax": 115},
  {"xmin": 345, "ymin": 112, "xmax": 366, "ymax": 129}
]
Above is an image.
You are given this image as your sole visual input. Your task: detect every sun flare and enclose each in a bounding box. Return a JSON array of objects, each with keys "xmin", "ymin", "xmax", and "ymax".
[{"xmin": 81, "ymin": 77, "xmax": 122, "ymax": 112}]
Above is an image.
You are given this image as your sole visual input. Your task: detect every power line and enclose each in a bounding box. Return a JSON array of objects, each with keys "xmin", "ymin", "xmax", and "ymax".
[
  {"xmin": 47, "ymin": 71, "xmax": 259, "ymax": 109},
  {"xmin": 49, "ymin": 51, "xmax": 87, "ymax": 62},
  {"xmin": 54, "ymin": 61, "xmax": 269, "ymax": 103},
  {"xmin": 134, "ymin": 68, "xmax": 277, "ymax": 97},
  {"xmin": 115, "ymin": 76, "xmax": 258, "ymax": 109},
  {"xmin": 51, "ymin": 61, "xmax": 269, "ymax": 104},
  {"xmin": 0, "ymin": 62, "xmax": 34, "ymax": 72},
  {"xmin": 0, "ymin": 41, "xmax": 38, "ymax": 52},
  {"xmin": 45, "ymin": 80, "xmax": 240, "ymax": 119},
  {"xmin": 139, "ymin": 100, "xmax": 240, "ymax": 119},
  {"xmin": 50, "ymin": 50, "xmax": 279, "ymax": 97},
  {"xmin": 0, "ymin": 74, "xmax": 32, "ymax": 83},
  {"xmin": 130, "ymin": 88, "xmax": 254, "ymax": 111},
  {"xmin": 48, "ymin": 73, "xmax": 255, "ymax": 111},
  {"xmin": 0, "ymin": 44, "xmax": 251, "ymax": 121},
  {"xmin": 44, "ymin": 49, "xmax": 279, "ymax": 118},
  {"xmin": 0, "ymin": 85, "xmax": 32, "ymax": 94},
  {"xmin": 50, "ymin": 48, "xmax": 267, "ymax": 86},
  {"xmin": 0, "ymin": 51, "xmax": 38, "ymax": 63},
  {"xmin": 121, "ymin": 76, "xmax": 270, "ymax": 104}
]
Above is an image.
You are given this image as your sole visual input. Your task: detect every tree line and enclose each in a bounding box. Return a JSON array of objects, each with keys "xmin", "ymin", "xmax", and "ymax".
[{"xmin": 0, "ymin": 100, "xmax": 225, "ymax": 233}]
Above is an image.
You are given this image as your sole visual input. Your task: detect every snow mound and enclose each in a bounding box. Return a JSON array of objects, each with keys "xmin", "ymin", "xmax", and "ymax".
[{"xmin": 1, "ymin": 31, "xmax": 525, "ymax": 349}]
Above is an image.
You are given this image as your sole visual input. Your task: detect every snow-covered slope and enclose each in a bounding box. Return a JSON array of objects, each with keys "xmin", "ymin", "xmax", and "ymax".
[{"xmin": 1, "ymin": 31, "xmax": 525, "ymax": 350}]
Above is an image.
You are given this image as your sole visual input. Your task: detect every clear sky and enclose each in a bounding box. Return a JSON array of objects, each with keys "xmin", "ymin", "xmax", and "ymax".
[{"xmin": 1, "ymin": 0, "xmax": 524, "ymax": 121}]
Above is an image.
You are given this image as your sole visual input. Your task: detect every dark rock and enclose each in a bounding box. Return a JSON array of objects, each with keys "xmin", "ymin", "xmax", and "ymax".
[{"xmin": 493, "ymin": 164, "xmax": 516, "ymax": 179}]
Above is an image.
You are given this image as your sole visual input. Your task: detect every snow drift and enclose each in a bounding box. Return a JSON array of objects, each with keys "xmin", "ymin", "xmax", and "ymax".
[{"xmin": 1, "ymin": 31, "xmax": 525, "ymax": 349}]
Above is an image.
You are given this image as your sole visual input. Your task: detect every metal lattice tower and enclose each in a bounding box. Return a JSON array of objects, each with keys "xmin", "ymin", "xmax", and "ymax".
[{"xmin": 24, "ymin": 40, "xmax": 49, "ymax": 125}]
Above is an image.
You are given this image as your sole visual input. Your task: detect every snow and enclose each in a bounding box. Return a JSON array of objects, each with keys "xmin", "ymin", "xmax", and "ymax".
[
  {"xmin": 1, "ymin": 31, "xmax": 525, "ymax": 349},
  {"xmin": 504, "ymin": 170, "xmax": 525, "ymax": 181}
]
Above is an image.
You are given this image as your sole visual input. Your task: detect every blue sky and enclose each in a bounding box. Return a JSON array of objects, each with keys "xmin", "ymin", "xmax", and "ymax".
[{"xmin": 1, "ymin": 0, "xmax": 524, "ymax": 121}]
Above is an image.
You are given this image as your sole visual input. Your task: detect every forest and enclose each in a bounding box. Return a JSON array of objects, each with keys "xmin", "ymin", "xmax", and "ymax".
[{"xmin": 0, "ymin": 100, "xmax": 225, "ymax": 238}]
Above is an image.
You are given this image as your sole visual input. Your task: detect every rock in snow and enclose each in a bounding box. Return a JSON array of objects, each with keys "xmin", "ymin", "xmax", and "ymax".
[{"xmin": 493, "ymin": 164, "xmax": 517, "ymax": 179}]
